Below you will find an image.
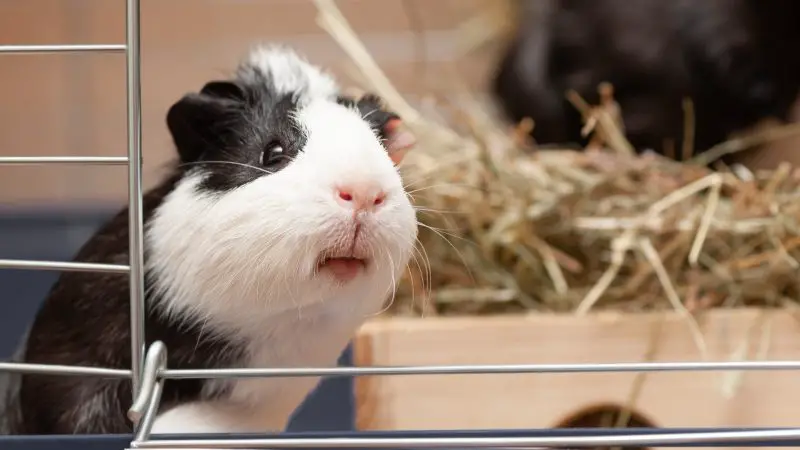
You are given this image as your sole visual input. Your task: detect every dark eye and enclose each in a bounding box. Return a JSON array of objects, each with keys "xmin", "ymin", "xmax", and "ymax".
[{"xmin": 260, "ymin": 141, "xmax": 285, "ymax": 167}]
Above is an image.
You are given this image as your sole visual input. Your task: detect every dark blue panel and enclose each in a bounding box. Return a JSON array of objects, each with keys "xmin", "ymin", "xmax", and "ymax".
[
  {"xmin": 0, "ymin": 434, "xmax": 132, "ymax": 450},
  {"xmin": 0, "ymin": 208, "xmax": 111, "ymax": 357},
  {"xmin": 289, "ymin": 346, "xmax": 355, "ymax": 432}
]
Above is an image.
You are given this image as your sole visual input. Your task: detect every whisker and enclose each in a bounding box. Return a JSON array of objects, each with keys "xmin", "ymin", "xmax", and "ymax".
[
  {"xmin": 410, "ymin": 242, "xmax": 431, "ymax": 318},
  {"xmin": 400, "ymin": 241, "xmax": 423, "ymax": 318},
  {"xmin": 414, "ymin": 206, "xmax": 468, "ymax": 216},
  {"xmin": 401, "ymin": 173, "xmax": 443, "ymax": 190},
  {"xmin": 414, "ymin": 236, "xmax": 433, "ymax": 295},
  {"xmin": 362, "ymin": 108, "xmax": 379, "ymax": 121},
  {"xmin": 405, "ymin": 182, "xmax": 478, "ymax": 196},
  {"xmin": 417, "ymin": 222, "xmax": 476, "ymax": 286},
  {"xmin": 178, "ymin": 160, "xmax": 272, "ymax": 174},
  {"xmin": 380, "ymin": 226, "xmax": 434, "ymax": 318},
  {"xmin": 368, "ymin": 245, "xmax": 398, "ymax": 318},
  {"xmin": 418, "ymin": 222, "xmax": 472, "ymax": 244}
]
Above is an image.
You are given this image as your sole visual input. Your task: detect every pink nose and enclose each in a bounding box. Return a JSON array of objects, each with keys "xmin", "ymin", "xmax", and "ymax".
[{"xmin": 336, "ymin": 184, "xmax": 386, "ymax": 212}]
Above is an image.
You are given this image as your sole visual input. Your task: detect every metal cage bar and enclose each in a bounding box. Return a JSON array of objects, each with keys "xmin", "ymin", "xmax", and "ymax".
[
  {"xmin": 0, "ymin": 44, "xmax": 126, "ymax": 54},
  {"xmin": 2, "ymin": 0, "xmax": 800, "ymax": 448},
  {"xmin": 125, "ymin": 0, "xmax": 146, "ymax": 407},
  {"xmin": 0, "ymin": 362, "xmax": 131, "ymax": 378},
  {"xmin": 0, "ymin": 156, "xmax": 129, "ymax": 165},
  {"xmin": 0, "ymin": 259, "xmax": 129, "ymax": 273},
  {"xmin": 0, "ymin": 0, "xmax": 147, "ymax": 429},
  {"xmin": 156, "ymin": 359, "xmax": 800, "ymax": 379},
  {"xmin": 127, "ymin": 428, "xmax": 800, "ymax": 449}
]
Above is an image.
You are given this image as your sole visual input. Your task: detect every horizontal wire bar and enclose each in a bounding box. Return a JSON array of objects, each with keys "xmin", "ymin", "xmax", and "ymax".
[
  {"xmin": 130, "ymin": 428, "xmax": 800, "ymax": 449},
  {"xmin": 0, "ymin": 259, "xmax": 130, "ymax": 273},
  {"xmin": 5, "ymin": 358, "xmax": 797, "ymax": 381},
  {"xmin": 0, "ymin": 44, "xmax": 126, "ymax": 54},
  {"xmin": 0, "ymin": 362, "xmax": 131, "ymax": 378},
  {"xmin": 161, "ymin": 359, "xmax": 800, "ymax": 379},
  {"xmin": 0, "ymin": 156, "xmax": 129, "ymax": 165}
]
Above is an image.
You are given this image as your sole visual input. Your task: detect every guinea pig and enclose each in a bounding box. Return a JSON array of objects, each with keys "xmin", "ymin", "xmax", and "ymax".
[
  {"xmin": 492, "ymin": 0, "xmax": 800, "ymax": 160},
  {"xmin": 1, "ymin": 44, "xmax": 418, "ymax": 435}
]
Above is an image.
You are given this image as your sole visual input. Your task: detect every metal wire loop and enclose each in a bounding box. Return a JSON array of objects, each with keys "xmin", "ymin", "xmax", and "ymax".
[
  {"xmin": 128, "ymin": 341, "xmax": 168, "ymax": 443},
  {"xmin": 133, "ymin": 374, "xmax": 166, "ymax": 445},
  {"xmin": 128, "ymin": 341, "xmax": 167, "ymax": 424}
]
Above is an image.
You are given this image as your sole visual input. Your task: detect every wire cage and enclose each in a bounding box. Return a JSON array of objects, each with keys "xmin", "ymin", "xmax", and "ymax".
[{"xmin": 2, "ymin": 0, "xmax": 800, "ymax": 448}]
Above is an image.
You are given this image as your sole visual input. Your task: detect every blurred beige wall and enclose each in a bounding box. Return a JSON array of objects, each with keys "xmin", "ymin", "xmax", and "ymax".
[
  {"xmin": 0, "ymin": 0, "xmax": 502, "ymax": 206},
  {"xmin": 4, "ymin": 1, "xmax": 800, "ymax": 207}
]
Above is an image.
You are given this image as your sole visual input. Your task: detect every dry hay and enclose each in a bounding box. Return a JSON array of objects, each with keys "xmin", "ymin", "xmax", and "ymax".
[{"xmin": 312, "ymin": 0, "xmax": 800, "ymax": 320}]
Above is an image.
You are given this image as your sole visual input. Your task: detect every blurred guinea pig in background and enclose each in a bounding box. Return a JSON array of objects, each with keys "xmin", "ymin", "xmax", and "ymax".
[{"xmin": 491, "ymin": 0, "xmax": 800, "ymax": 167}]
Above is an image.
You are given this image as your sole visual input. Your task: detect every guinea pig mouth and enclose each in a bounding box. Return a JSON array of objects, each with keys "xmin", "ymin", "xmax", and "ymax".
[{"xmin": 316, "ymin": 256, "xmax": 368, "ymax": 282}]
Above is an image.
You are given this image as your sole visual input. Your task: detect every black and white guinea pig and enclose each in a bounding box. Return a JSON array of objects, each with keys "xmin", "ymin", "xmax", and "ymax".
[
  {"xmin": 1, "ymin": 44, "xmax": 418, "ymax": 435},
  {"xmin": 492, "ymin": 0, "xmax": 800, "ymax": 159}
]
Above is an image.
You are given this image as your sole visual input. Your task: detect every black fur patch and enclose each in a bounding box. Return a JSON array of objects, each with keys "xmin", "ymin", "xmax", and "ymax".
[
  {"xmin": 167, "ymin": 71, "xmax": 308, "ymax": 194},
  {"xmin": 166, "ymin": 65, "xmax": 402, "ymax": 196},
  {"xmin": 5, "ymin": 177, "xmax": 246, "ymax": 435},
  {"xmin": 492, "ymin": 0, "xmax": 800, "ymax": 160},
  {"xmin": 337, "ymin": 94, "xmax": 400, "ymax": 147}
]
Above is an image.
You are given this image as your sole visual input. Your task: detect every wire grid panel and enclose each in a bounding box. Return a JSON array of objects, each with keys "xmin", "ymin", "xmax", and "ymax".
[
  {"xmin": 2, "ymin": 1, "xmax": 800, "ymax": 449},
  {"xmin": 0, "ymin": 0, "xmax": 147, "ymax": 438}
]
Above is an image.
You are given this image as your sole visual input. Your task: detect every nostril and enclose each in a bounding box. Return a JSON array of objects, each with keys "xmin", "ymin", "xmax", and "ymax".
[
  {"xmin": 335, "ymin": 185, "xmax": 386, "ymax": 210},
  {"xmin": 338, "ymin": 190, "xmax": 353, "ymax": 202}
]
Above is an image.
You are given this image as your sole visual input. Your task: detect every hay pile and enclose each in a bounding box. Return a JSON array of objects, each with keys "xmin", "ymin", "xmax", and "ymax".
[{"xmin": 313, "ymin": 0, "xmax": 800, "ymax": 319}]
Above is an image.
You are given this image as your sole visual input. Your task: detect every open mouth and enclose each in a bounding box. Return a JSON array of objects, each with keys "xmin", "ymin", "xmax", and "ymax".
[{"xmin": 317, "ymin": 256, "xmax": 368, "ymax": 283}]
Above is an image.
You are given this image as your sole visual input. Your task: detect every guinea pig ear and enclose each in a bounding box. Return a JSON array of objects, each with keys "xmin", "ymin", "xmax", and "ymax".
[
  {"xmin": 381, "ymin": 118, "xmax": 416, "ymax": 166},
  {"xmin": 166, "ymin": 80, "xmax": 244, "ymax": 163},
  {"xmin": 353, "ymin": 94, "xmax": 416, "ymax": 165},
  {"xmin": 200, "ymin": 80, "xmax": 246, "ymax": 102}
]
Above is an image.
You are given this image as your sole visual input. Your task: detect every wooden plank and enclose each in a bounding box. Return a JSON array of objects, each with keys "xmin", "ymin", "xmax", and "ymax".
[{"xmin": 353, "ymin": 308, "xmax": 800, "ymax": 436}]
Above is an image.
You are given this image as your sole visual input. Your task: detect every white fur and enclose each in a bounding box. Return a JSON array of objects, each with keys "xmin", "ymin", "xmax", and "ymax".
[
  {"xmin": 147, "ymin": 46, "xmax": 417, "ymax": 435},
  {"xmin": 238, "ymin": 44, "xmax": 340, "ymax": 106}
]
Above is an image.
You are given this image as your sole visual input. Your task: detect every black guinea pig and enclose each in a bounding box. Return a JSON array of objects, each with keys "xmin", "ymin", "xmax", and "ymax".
[
  {"xmin": 0, "ymin": 44, "xmax": 418, "ymax": 435},
  {"xmin": 492, "ymin": 0, "xmax": 800, "ymax": 160}
]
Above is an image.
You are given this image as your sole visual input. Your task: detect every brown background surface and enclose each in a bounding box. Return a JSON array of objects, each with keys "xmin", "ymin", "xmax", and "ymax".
[
  {"xmin": 3, "ymin": 1, "xmax": 799, "ymax": 207},
  {"xmin": 0, "ymin": 0, "xmax": 502, "ymax": 206}
]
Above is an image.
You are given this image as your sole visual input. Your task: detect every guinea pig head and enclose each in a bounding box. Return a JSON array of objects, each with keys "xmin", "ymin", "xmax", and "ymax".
[{"xmin": 148, "ymin": 46, "xmax": 418, "ymax": 330}]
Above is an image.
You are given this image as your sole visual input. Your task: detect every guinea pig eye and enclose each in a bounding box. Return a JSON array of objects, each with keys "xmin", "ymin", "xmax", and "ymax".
[{"xmin": 260, "ymin": 141, "xmax": 285, "ymax": 167}]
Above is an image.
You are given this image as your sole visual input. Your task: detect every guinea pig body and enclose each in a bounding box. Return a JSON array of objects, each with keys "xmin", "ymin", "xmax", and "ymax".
[
  {"xmin": 3, "ymin": 45, "xmax": 417, "ymax": 435},
  {"xmin": 492, "ymin": 0, "xmax": 800, "ymax": 158}
]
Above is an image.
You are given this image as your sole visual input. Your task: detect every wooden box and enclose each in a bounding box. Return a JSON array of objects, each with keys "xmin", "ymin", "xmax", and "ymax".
[{"xmin": 352, "ymin": 308, "xmax": 800, "ymax": 436}]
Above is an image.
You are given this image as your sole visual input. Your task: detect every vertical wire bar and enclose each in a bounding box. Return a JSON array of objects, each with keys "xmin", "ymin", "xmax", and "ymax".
[{"xmin": 126, "ymin": 0, "xmax": 146, "ymax": 407}]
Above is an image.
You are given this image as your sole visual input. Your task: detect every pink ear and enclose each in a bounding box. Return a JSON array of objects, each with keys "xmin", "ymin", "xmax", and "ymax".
[{"xmin": 384, "ymin": 118, "xmax": 416, "ymax": 165}]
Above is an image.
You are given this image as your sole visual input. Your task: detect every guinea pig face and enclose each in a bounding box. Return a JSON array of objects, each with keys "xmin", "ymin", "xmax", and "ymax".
[{"xmin": 147, "ymin": 46, "xmax": 418, "ymax": 327}]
